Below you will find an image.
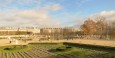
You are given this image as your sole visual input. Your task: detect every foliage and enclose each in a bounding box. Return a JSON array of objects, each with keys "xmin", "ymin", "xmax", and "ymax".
[
  {"xmin": 80, "ymin": 16, "xmax": 110, "ymax": 39},
  {"xmin": 80, "ymin": 19, "xmax": 97, "ymax": 34}
]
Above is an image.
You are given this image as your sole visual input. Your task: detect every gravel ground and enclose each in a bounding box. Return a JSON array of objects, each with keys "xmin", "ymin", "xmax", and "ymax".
[{"xmin": 0, "ymin": 39, "xmax": 115, "ymax": 47}]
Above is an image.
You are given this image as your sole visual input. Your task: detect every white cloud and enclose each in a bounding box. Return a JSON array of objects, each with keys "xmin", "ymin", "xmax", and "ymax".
[
  {"xmin": 0, "ymin": 0, "xmax": 62, "ymax": 11},
  {"xmin": 15, "ymin": 10, "xmax": 49, "ymax": 21},
  {"xmin": 0, "ymin": 0, "xmax": 41, "ymax": 11},
  {"xmin": 44, "ymin": 4, "xmax": 62, "ymax": 11},
  {"xmin": 89, "ymin": 10, "xmax": 115, "ymax": 22},
  {"xmin": 0, "ymin": 0, "xmax": 63, "ymax": 27},
  {"xmin": 0, "ymin": 9, "xmax": 61, "ymax": 27},
  {"xmin": 50, "ymin": 4, "xmax": 62, "ymax": 11}
]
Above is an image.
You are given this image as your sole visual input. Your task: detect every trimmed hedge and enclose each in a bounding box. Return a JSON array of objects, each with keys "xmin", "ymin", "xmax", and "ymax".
[
  {"xmin": 29, "ymin": 42, "xmax": 60, "ymax": 45},
  {"xmin": 63, "ymin": 42, "xmax": 115, "ymax": 52}
]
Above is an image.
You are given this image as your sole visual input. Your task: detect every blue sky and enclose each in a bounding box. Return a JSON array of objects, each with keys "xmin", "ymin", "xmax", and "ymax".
[{"xmin": 0, "ymin": 0, "xmax": 115, "ymax": 27}]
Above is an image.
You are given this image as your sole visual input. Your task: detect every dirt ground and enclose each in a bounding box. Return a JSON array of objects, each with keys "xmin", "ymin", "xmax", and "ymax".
[
  {"xmin": 0, "ymin": 39, "xmax": 27, "ymax": 46},
  {"xmin": 0, "ymin": 39, "xmax": 115, "ymax": 47}
]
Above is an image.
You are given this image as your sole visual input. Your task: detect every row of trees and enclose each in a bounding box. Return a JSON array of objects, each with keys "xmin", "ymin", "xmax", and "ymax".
[
  {"xmin": 80, "ymin": 16, "xmax": 115, "ymax": 39},
  {"xmin": 109, "ymin": 21, "xmax": 115, "ymax": 39}
]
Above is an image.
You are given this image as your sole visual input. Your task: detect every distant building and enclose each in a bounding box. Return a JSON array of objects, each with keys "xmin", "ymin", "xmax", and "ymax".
[{"xmin": 0, "ymin": 27, "xmax": 80, "ymax": 40}]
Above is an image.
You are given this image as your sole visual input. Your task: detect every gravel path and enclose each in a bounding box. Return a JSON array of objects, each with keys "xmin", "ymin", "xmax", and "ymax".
[{"xmin": 0, "ymin": 39, "xmax": 115, "ymax": 47}]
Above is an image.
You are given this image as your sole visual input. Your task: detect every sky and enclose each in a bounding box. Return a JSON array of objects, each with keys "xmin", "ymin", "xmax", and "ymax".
[{"xmin": 0, "ymin": 0, "xmax": 115, "ymax": 27}]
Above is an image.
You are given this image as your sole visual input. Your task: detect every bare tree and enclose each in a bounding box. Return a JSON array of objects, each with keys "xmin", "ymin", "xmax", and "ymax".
[
  {"xmin": 95, "ymin": 17, "xmax": 108, "ymax": 39},
  {"xmin": 109, "ymin": 21, "xmax": 115, "ymax": 39}
]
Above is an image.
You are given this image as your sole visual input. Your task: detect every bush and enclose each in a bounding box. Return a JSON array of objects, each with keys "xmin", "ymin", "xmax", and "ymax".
[
  {"xmin": 4, "ymin": 48, "xmax": 13, "ymax": 50},
  {"xmin": 56, "ymin": 48, "xmax": 65, "ymax": 51},
  {"xmin": 66, "ymin": 46, "xmax": 72, "ymax": 49},
  {"xmin": 3, "ymin": 45, "xmax": 28, "ymax": 51},
  {"xmin": 55, "ymin": 46, "xmax": 72, "ymax": 51},
  {"xmin": 56, "ymin": 47, "xmax": 66, "ymax": 51}
]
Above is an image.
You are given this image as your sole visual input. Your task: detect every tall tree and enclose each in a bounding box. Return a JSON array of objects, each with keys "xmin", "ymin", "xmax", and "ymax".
[
  {"xmin": 95, "ymin": 17, "xmax": 108, "ymax": 39},
  {"xmin": 109, "ymin": 21, "xmax": 115, "ymax": 39},
  {"xmin": 80, "ymin": 19, "xmax": 97, "ymax": 34}
]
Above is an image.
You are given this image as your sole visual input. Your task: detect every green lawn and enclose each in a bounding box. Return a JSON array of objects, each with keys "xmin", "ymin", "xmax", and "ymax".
[
  {"xmin": 0, "ymin": 43, "xmax": 114, "ymax": 58},
  {"xmin": 53, "ymin": 46, "xmax": 108, "ymax": 57},
  {"xmin": 0, "ymin": 45, "xmax": 31, "ymax": 53}
]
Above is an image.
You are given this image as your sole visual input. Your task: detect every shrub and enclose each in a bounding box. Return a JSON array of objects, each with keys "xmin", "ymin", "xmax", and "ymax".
[
  {"xmin": 4, "ymin": 48, "xmax": 13, "ymax": 50},
  {"xmin": 66, "ymin": 46, "xmax": 72, "ymax": 48},
  {"xmin": 56, "ymin": 47, "xmax": 66, "ymax": 51}
]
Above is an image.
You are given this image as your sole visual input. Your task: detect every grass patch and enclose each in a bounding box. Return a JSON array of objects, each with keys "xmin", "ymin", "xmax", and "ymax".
[
  {"xmin": 63, "ymin": 42, "xmax": 115, "ymax": 55},
  {"xmin": 52, "ymin": 46, "xmax": 108, "ymax": 57},
  {"xmin": 0, "ymin": 45, "xmax": 31, "ymax": 53},
  {"xmin": 0, "ymin": 43, "xmax": 115, "ymax": 58}
]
